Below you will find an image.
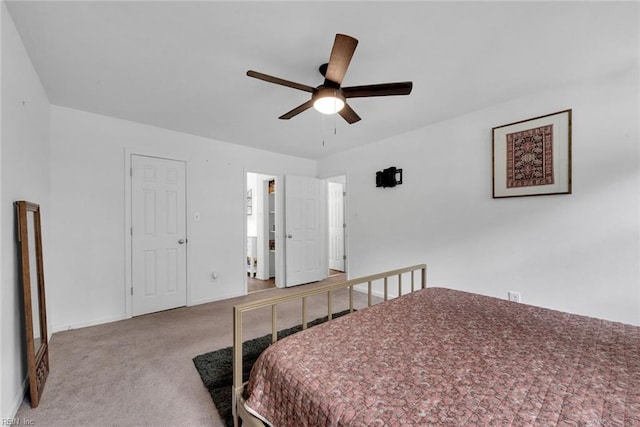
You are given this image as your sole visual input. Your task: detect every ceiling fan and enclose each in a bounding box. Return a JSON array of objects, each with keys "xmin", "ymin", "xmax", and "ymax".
[{"xmin": 247, "ymin": 33, "xmax": 413, "ymax": 124}]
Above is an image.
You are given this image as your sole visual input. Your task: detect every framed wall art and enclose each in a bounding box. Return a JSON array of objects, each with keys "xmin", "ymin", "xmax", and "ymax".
[{"xmin": 492, "ymin": 109, "xmax": 571, "ymax": 198}]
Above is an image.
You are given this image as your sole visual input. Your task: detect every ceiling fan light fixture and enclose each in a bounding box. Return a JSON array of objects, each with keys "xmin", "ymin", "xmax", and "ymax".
[{"xmin": 313, "ymin": 89, "xmax": 345, "ymax": 115}]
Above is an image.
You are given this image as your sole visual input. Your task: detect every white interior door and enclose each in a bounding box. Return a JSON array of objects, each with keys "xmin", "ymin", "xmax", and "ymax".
[
  {"xmin": 328, "ymin": 182, "xmax": 345, "ymax": 272},
  {"xmin": 131, "ymin": 155, "xmax": 187, "ymax": 316},
  {"xmin": 285, "ymin": 175, "xmax": 323, "ymax": 287}
]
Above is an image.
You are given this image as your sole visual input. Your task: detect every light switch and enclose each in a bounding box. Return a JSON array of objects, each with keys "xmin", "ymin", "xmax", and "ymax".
[{"xmin": 194, "ymin": 212, "xmax": 201, "ymax": 221}]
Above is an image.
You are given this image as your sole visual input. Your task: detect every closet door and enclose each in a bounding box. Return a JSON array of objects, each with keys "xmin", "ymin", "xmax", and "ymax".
[{"xmin": 131, "ymin": 155, "xmax": 187, "ymax": 315}]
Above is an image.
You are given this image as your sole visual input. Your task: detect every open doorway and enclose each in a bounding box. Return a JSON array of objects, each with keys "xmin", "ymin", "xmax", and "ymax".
[
  {"xmin": 246, "ymin": 172, "xmax": 278, "ymax": 293},
  {"xmin": 327, "ymin": 175, "xmax": 347, "ymax": 278}
]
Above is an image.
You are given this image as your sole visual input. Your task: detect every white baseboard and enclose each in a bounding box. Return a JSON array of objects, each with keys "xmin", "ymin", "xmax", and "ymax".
[
  {"xmin": 353, "ymin": 284, "xmax": 400, "ymax": 300},
  {"xmin": 52, "ymin": 293, "xmax": 248, "ymax": 332},
  {"xmin": 52, "ymin": 313, "xmax": 128, "ymax": 333},
  {"xmin": 6, "ymin": 376, "xmax": 29, "ymax": 419},
  {"xmin": 189, "ymin": 291, "xmax": 245, "ymax": 307}
]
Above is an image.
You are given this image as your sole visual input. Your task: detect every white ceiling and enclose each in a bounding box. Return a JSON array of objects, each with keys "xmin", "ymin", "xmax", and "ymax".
[{"xmin": 5, "ymin": 1, "xmax": 638, "ymax": 160}]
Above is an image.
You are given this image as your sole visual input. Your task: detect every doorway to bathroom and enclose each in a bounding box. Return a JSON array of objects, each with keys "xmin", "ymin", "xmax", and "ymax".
[{"xmin": 246, "ymin": 172, "xmax": 278, "ymax": 293}]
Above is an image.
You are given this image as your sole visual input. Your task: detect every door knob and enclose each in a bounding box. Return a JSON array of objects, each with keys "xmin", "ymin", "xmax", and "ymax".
[
  {"xmin": 287, "ymin": 234, "xmax": 293, "ymax": 239},
  {"xmin": 178, "ymin": 239, "xmax": 186, "ymax": 244}
]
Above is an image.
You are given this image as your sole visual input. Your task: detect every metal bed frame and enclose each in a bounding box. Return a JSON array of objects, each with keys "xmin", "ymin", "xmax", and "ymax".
[{"xmin": 232, "ymin": 264, "xmax": 427, "ymax": 427}]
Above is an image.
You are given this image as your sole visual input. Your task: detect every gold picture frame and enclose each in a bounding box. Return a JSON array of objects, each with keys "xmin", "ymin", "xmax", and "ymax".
[{"xmin": 492, "ymin": 109, "xmax": 572, "ymax": 198}]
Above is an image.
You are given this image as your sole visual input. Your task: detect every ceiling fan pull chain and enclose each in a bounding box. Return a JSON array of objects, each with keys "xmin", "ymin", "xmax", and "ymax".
[
  {"xmin": 333, "ymin": 90, "xmax": 338, "ymax": 135},
  {"xmin": 322, "ymin": 114, "xmax": 326, "ymax": 147}
]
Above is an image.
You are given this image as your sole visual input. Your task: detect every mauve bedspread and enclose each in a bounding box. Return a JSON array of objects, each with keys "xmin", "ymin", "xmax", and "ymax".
[{"xmin": 244, "ymin": 287, "xmax": 640, "ymax": 426}]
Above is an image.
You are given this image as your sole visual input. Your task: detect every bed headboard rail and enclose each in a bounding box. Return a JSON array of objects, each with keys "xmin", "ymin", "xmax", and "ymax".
[{"xmin": 232, "ymin": 264, "xmax": 427, "ymax": 426}]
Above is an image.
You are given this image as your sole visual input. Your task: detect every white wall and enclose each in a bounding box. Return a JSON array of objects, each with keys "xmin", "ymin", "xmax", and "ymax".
[
  {"xmin": 319, "ymin": 67, "xmax": 640, "ymax": 326},
  {"xmin": 1, "ymin": 1, "xmax": 51, "ymax": 418},
  {"xmin": 48, "ymin": 105, "xmax": 315, "ymax": 331}
]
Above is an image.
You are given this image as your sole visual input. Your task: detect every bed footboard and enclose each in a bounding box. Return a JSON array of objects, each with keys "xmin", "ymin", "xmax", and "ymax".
[{"xmin": 232, "ymin": 264, "xmax": 427, "ymax": 427}]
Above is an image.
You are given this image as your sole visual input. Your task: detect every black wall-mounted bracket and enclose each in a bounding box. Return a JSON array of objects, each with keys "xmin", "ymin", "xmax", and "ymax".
[{"xmin": 376, "ymin": 167, "xmax": 403, "ymax": 188}]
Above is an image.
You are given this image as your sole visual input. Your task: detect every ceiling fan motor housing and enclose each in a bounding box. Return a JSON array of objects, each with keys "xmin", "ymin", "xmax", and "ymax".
[
  {"xmin": 319, "ymin": 63, "xmax": 329, "ymax": 77},
  {"xmin": 314, "ymin": 86, "xmax": 344, "ymax": 102}
]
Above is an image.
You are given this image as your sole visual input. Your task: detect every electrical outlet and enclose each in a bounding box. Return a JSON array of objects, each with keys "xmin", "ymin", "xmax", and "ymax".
[{"xmin": 508, "ymin": 291, "xmax": 521, "ymax": 303}]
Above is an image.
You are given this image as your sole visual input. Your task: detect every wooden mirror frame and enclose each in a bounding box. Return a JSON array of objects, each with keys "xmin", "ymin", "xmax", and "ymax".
[{"xmin": 15, "ymin": 201, "xmax": 49, "ymax": 408}]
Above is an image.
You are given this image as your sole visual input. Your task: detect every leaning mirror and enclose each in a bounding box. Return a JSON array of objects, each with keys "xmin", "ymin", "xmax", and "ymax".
[{"xmin": 15, "ymin": 201, "xmax": 49, "ymax": 408}]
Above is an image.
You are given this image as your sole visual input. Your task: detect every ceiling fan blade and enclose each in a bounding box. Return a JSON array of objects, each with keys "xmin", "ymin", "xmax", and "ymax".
[
  {"xmin": 324, "ymin": 34, "xmax": 358, "ymax": 86},
  {"xmin": 247, "ymin": 70, "xmax": 315, "ymax": 93},
  {"xmin": 279, "ymin": 99, "xmax": 315, "ymax": 120},
  {"xmin": 342, "ymin": 82, "xmax": 413, "ymax": 98},
  {"xmin": 338, "ymin": 103, "xmax": 361, "ymax": 124}
]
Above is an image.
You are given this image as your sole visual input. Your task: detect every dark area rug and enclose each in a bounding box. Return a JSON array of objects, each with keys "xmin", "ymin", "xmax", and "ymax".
[{"xmin": 193, "ymin": 310, "xmax": 353, "ymax": 427}]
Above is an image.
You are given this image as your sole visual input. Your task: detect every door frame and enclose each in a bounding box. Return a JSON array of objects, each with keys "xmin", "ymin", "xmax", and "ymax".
[
  {"xmin": 124, "ymin": 150, "xmax": 189, "ymax": 318},
  {"xmin": 327, "ymin": 180, "xmax": 346, "ymax": 272},
  {"xmin": 323, "ymin": 172, "xmax": 349, "ymax": 278}
]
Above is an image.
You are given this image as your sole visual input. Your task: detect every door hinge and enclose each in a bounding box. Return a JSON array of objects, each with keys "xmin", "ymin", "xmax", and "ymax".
[
  {"xmin": 130, "ymin": 227, "xmax": 133, "ymax": 236},
  {"xmin": 130, "ymin": 167, "xmax": 133, "ymax": 177},
  {"xmin": 343, "ymin": 191, "xmax": 346, "ymax": 197},
  {"xmin": 343, "ymin": 255, "xmax": 347, "ymax": 260},
  {"xmin": 130, "ymin": 286, "xmax": 133, "ymax": 296},
  {"xmin": 343, "ymin": 223, "xmax": 346, "ymax": 228}
]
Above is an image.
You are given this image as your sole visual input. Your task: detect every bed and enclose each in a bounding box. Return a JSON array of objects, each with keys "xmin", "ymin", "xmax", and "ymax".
[{"xmin": 233, "ymin": 266, "xmax": 640, "ymax": 426}]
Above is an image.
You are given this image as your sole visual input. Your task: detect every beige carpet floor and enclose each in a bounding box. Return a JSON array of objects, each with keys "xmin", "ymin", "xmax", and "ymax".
[{"xmin": 14, "ymin": 275, "xmax": 368, "ymax": 426}]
